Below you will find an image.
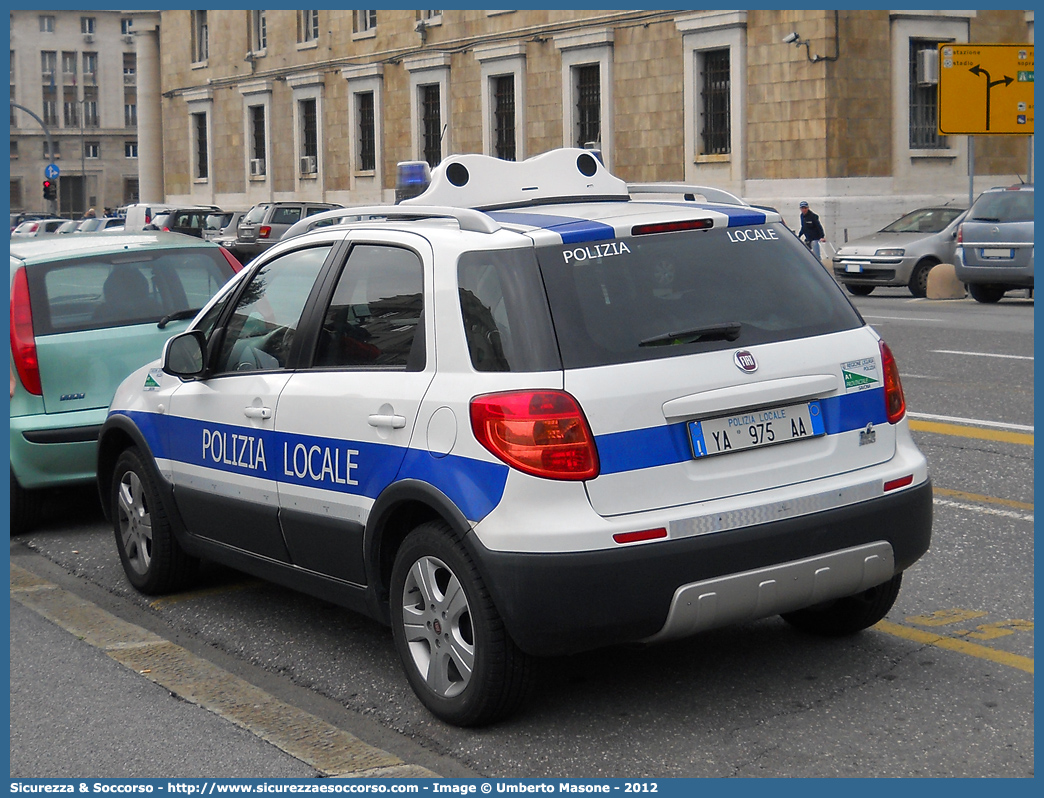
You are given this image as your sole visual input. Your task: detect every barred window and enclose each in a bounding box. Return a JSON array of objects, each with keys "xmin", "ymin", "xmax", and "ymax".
[
  {"xmin": 300, "ymin": 98, "xmax": 318, "ymax": 159},
  {"xmin": 421, "ymin": 84, "xmax": 441, "ymax": 167},
  {"xmin": 193, "ymin": 112, "xmax": 208, "ymax": 179},
  {"xmin": 700, "ymin": 49, "xmax": 731, "ymax": 155},
  {"xmin": 910, "ymin": 40, "xmax": 946, "ymax": 149},
  {"xmin": 357, "ymin": 92, "xmax": 375, "ymax": 171},
  {"xmin": 575, "ymin": 65, "xmax": 600, "ymax": 148},
  {"xmin": 494, "ymin": 75, "xmax": 516, "ymax": 161},
  {"xmin": 250, "ymin": 105, "xmax": 266, "ymax": 162}
]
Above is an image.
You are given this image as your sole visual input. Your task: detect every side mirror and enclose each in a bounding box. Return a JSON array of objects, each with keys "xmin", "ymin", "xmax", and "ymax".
[{"xmin": 163, "ymin": 330, "xmax": 207, "ymax": 378}]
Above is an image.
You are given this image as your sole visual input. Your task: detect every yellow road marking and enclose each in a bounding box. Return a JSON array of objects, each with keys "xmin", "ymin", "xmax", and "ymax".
[
  {"xmin": 933, "ymin": 487, "xmax": 1034, "ymax": 512},
  {"xmin": 909, "ymin": 419, "xmax": 1033, "ymax": 446},
  {"xmin": 875, "ymin": 620, "xmax": 1034, "ymax": 674}
]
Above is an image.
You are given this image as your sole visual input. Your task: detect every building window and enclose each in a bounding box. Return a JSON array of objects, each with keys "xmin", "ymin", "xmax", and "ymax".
[
  {"xmin": 193, "ymin": 112, "xmax": 208, "ymax": 178},
  {"xmin": 421, "ymin": 84, "xmax": 442, "ymax": 167},
  {"xmin": 493, "ymin": 75, "xmax": 516, "ymax": 161},
  {"xmin": 121, "ymin": 18, "xmax": 133, "ymax": 35},
  {"xmin": 124, "ymin": 53, "xmax": 136, "ymax": 85},
  {"xmin": 910, "ymin": 39, "xmax": 946, "ymax": 150},
  {"xmin": 85, "ymin": 141, "xmax": 99, "ymax": 159},
  {"xmin": 39, "ymin": 15, "xmax": 55, "ymax": 33},
  {"xmin": 250, "ymin": 104, "xmax": 266, "ymax": 174},
  {"xmin": 699, "ymin": 49, "xmax": 731, "ymax": 155},
  {"xmin": 192, "ymin": 11, "xmax": 209, "ymax": 63},
  {"xmin": 11, "ymin": 140, "xmax": 18, "ymax": 158},
  {"xmin": 62, "ymin": 51, "xmax": 77, "ymax": 78},
  {"xmin": 299, "ymin": 98, "xmax": 318, "ymax": 173},
  {"xmin": 418, "ymin": 10, "xmax": 443, "ymax": 26},
  {"xmin": 357, "ymin": 91, "xmax": 375, "ymax": 171},
  {"xmin": 124, "ymin": 177, "xmax": 139, "ymax": 203},
  {"xmin": 575, "ymin": 65, "xmax": 600, "ymax": 148},
  {"xmin": 251, "ymin": 10, "xmax": 268, "ymax": 52},
  {"xmin": 83, "ymin": 86, "xmax": 98, "ymax": 127},
  {"xmin": 41, "ymin": 51, "xmax": 57, "ymax": 81},
  {"xmin": 81, "ymin": 17, "xmax": 95, "ymax": 35},
  {"xmin": 43, "ymin": 140, "xmax": 60, "ymax": 159},
  {"xmin": 299, "ymin": 11, "xmax": 319, "ymax": 43},
  {"xmin": 63, "ymin": 89, "xmax": 78, "ymax": 127},
  {"xmin": 42, "ymin": 88, "xmax": 58, "ymax": 127},
  {"xmin": 125, "ymin": 141, "xmax": 138, "ymax": 159},
  {"xmin": 9, "ymin": 89, "xmax": 16, "ymax": 127},
  {"xmin": 83, "ymin": 52, "xmax": 97, "ymax": 80},
  {"xmin": 355, "ymin": 11, "xmax": 377, "ymax": 34},
  {"xmin": 11, "ymin": 179, "xmax": 24, "ymax": 209},
  {"xmin": 124, "ymin": 102, "xmax": 137, "ymax": 127}
]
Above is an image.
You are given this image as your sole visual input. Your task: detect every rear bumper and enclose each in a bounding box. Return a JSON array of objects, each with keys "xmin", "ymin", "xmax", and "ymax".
[
  {"xmin": 10, "ymin": 408, "xmax": 106, "ymax": 488},
  {"xmin": 470, "ymin": 479, "xmax": 932, "ymax": 656},
  {"xmin": 955, "ymin": 248, "xmax": 1033, "ymax": 286}
]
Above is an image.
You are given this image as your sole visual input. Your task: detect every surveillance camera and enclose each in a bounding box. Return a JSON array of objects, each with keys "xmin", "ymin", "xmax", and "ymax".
[{"xmin": 782, "ymin": 32, "xmax": 800, "ymax": 44}]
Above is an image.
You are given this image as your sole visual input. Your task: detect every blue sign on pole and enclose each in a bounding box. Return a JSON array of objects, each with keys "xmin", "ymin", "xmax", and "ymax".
[{"xmin": 45, "ymin": 163, "xmax": 60, "ymax": 180}]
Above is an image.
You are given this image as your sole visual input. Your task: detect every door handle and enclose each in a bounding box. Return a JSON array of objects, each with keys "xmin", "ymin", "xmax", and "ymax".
[
  {"xmin": 368, "ymin": 413, "xmax": 406, "ymax": 429},
  {"xmin": 243, "ymin": 406, "xmax": 272, "ymax": 420}
]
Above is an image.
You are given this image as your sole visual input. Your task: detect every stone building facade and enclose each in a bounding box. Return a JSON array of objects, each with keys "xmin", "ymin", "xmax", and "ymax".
[
  {"xmin": 146, "ymin": 9, "xmax": 1033, "ymax": 241},
  {"xmin": 10, "ymin": 9, "xmax": 141, "ymax": 216}
]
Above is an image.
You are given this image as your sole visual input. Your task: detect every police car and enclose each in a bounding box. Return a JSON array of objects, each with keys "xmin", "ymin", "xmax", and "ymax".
[{"xmin": 98, "ymin": 149, "xmax": 932, "ymax": 726}]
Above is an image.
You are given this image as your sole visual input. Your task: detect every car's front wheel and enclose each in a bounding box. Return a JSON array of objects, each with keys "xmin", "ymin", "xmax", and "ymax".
[
  {"xmin": 111, "ymin": 447, "xmax": 198, "ymax": 594},
  {"xmin": 907, "ymin": 259, "xmax": 938, "ymax": 298},
  {"xmin": 845, "ymin": 283, "xmax": 875, "ymax": 297},
  {"xmin": 969, "ymin": 283, "xmax": 1007, "ymax": 303},
  {"xmin": 390, "ymin": 521, "xmax": 532, "ymax": 726},
  {"xmin": 781, "ymin": 573, "xmax": 902, "ymax": 636}
]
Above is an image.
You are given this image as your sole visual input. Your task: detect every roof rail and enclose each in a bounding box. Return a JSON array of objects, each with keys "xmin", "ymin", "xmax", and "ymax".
[
  {"xmin": 628, "ymin": 183, "xmax": 747, "ymax": 207},
  {"xmin": 281, "ymin": 205, "xmax": 501, "ymax": 242}
]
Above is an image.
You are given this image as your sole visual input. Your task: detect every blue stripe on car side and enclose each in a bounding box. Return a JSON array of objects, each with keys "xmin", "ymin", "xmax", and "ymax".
[
  {"xmin": 672, "ymin": 204, "xmax": 768, "ymax": 227},
  {"xmin": 595, "ymin": 388, "xmax": 889, "ymax": 475},
  {"xmin": 487, "ymin": 211, "xmax": 617, "ymax": 243},
  {"xmin": 114, "ymin": 410, "xmax": 509, "ymax": 523}
]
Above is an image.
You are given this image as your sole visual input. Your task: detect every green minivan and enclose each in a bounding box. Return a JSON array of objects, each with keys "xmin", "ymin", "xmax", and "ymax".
[{"xmin": 9, "ymin": 232, "xmax": 241, "ymax": 533}]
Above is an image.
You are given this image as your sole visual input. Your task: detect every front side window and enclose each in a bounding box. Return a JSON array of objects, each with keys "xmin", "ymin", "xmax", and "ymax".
[
  {"xmin": 575, "ymin": 64, "xmax": 600, "ymax": 148},
  {"xmin": 910, "ymin": 39, "xmax": 946, "ymax": 149},
  {"xmin": 314, "ymin": 245, "xmax": 424, "ymax": 370},
  {"xmin": 213, "ymin": 246, "xmax": 331, "ymax": 374},
  {"xmin": 699, "ymin": 49, "xmax": 730, "ymax": 155}
]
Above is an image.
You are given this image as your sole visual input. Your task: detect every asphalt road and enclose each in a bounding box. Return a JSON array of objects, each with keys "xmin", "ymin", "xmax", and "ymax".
[{"xmin": 9, "ymin": 286, "xmax": 1034, "ymax": 778}]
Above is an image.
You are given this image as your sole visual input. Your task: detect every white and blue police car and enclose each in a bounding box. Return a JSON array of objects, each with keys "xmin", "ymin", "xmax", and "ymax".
[{"xmin": 98, "ymin": 148, "xmax": 932, "ymax": 726}]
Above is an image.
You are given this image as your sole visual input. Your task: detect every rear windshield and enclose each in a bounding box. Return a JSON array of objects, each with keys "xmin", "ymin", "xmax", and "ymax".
[
  {"xmin": 968, "ymin": 190, "xmax": 1034, "ymax": 223},
  {"xmin": 881, "ymin": 207, "xmax": 963, "ymax": 233},
  {"xmin": 535, "ymin": 223, "xmax": 863, "ymax": 369},
  {"xmin": 26, "ymin": 247, "xmax": 236, "ymax": 335},
  {"xmin": 206, "ymin": 212, "xmax": 233, "ymax": 230},
  {"xmin": 243, "ymin": 205, "xmax": 270, "ymax": 224}
]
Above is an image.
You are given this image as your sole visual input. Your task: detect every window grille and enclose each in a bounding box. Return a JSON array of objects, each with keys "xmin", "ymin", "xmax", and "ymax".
[
  {"xmin": 575, "ymin": 65, "xmax": 600, "ymax": 148},
  {"xmin": 700, "ymin": 49, "xmax": 731, "ymax": 155},
  {"xmin": 357, "ymin": 92, "xmax": 375, "ymax": 171},
  {"xmin": 194, "ymin": 113, "xmax": 208, "ymax": 178},
  {"xmin": 494, "ymin": 75, "xmax": 516, "ymax": 161},
  {"xmin": 909, "ymin": 40, "xmax": 946, "ymax": 149},
  {"xmin": 422, "ymin": 84, "xmax": 441, "ymax": 167}
]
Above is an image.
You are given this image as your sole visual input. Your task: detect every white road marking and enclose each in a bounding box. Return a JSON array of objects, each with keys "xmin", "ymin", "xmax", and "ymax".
[
  {"xmin": 930, "ymin": 349, "xmax": 1034, "ymax": 361},
  {"xmin": 907, "ymin": 411, "xmax": 1034, "ymax": 433},
  {"xmin": 933, "ymin": 498, "xmax": 1033, "ymax": 523}
]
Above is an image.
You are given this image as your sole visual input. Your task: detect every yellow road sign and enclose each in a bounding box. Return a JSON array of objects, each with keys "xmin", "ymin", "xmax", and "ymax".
[{"xmin": 938, "ymin": 43, "xmax": 1033, "ymax": 135}]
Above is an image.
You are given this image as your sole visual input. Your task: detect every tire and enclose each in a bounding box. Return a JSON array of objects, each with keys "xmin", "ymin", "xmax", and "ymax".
[
  {"xmin": 907, "ymin": 259, "xmax": 938, "ymax": 298},
  {"xmin": 111, "ymin": 447, "xmax": 198, "ymax": 594},
  {"xmin": 845, "ymin": 284, "xmax": 875, "ymax": 297},
  {"xmin": 781, "ymin": 573, "xmax": 902, "ymax": 637},
  {"xmin": 969, "ymin": 283, "xmax": 1006, "ymax": 304},
  {"xmin": 390, "ymin": 521, "xmax": 532, "ymax": 726},
  {"xmin": 10, "ymin": 470, "xmax": 42, "ymax": 535}
]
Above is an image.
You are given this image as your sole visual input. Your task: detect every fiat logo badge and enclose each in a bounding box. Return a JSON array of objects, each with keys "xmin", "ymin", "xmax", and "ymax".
[{"xmin": 734, "ymin": 350, "xmax": 758, "ymax": 373}]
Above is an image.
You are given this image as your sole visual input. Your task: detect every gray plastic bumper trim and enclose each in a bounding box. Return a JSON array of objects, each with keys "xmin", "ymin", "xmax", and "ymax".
[{"xmin": 643, "ymin": 540, "xmax": 895, "ymax": 643}]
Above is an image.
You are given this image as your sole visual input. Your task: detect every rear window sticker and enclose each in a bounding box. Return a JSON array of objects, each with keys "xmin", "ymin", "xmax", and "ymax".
[{"xmin": 841, "ymin": 358, "xmax": 879, "ymax": 392}]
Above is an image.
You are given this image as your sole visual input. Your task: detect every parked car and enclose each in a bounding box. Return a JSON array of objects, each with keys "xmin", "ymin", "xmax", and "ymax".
[
  {"xmin": 10, "ymin": 212, "xmax": 53, "ymax": 232},
  {"xmin": 11, "ymin": 218, "xmax": 68, "ymax": 237},
  {"xmin": 147, "ymin": 207, "xmax": 227, "ymax": 238},
  {"xmin": 74, "ymin": 217, "xmax": 125, "ymax": 233},
  {"xmin": 201, "ymin": 210, "xmax": 246, "ymax": 245},
  {"xmin": 955, "ymin": 184, "xmax": 1034, "ymax": 303},
  {"xmin": 9, "ymin": 232, "xmax": 243, "ymax": 534},
  {"xmin": 54, "ymin": 220, "xmax": 82, "ymax": 234},
  {"xmin": 99, "ymin": 149, "xmax": 931, "ymax": 726},
  {"xmin": 235, "ymin": 201, "xmax": 342, "ymax": 262},
  {"xmin": 831, "ymin": 207, "xmax": 966, "ymax": 297},
  {"xmin": 123, "ymin": 203, "xmax": 215, "ymax": 232}
]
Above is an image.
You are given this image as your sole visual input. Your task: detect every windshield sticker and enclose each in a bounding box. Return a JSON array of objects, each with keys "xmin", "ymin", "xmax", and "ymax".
[
  {"xmin": 726, "ymin": 228, "xmax": 779, "ymax": 243},
  {"xmin": 841, "ymin": 358, "xmax": 879, "ymax": 392},
  {"xmin": 143, "ymin": 369, "xmax": 164, "ymax": 391},
  {"xmin": 562, "ymin": 241, "xmax": 631, "ymax": 263}
]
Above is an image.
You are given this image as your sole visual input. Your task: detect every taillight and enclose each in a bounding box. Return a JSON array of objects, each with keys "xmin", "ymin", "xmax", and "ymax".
[
  {"xmin": 956, "ymin": 223, "xmax": 963, "ymax": 244},
  {"xmin": 219, "ymin": 246, "xmax": 244, "ymax": 272},
  {"xmin": 879, "ymin": 340, "xmax": 906, "ymax": 423},
  {"xmin": 27, "ymin": 223, "xmax": 39, "ymax": 233},
  {"xmin": 259, "ymin": 225, "xmax": 272, "ymax": 239},
  {"xmin": 10, "ymin": 267, "xmax": 42, "ymax": 396},
  {"xmin": 470, "ymin": 390, "xmax": 599, "ymax": 480}
]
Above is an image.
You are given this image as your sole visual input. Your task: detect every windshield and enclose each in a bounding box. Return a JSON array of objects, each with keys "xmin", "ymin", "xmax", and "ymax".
[
  {"xmin": 881, "ymin": 207, "xmax": 963, "ymax": 234},
  {"xmin": 535, "ymin": 223, "xmax": 863, "ymax": 369},
  {"xmin": 968, "ymin": 190, "xmax": 1034, "ymax": 223}
]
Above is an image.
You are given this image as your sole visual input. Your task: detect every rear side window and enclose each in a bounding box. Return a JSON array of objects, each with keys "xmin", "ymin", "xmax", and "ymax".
[
  {"xmin": 269, "ymin": 206, "xmax": 303, "ymax": 226},
  {"xmin": 27, "ymin": 248, "xmax": 237, "ymax": 335},
  {"xmin": 457, "ymin": 248, "xmax": 560, "ymax": 372},
  {"xmin": 968, "ymin": 190, "xmax": 1034, "ymax": 223},
  {"xmin": 535, "ymin": 223, "xmax": 863, "ymax": 369}
]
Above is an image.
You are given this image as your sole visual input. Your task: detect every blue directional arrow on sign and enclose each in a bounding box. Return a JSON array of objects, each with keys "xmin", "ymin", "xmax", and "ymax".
[{"xmin": 44, "ymin": 163, "xmax": 60, "ymax": 180}]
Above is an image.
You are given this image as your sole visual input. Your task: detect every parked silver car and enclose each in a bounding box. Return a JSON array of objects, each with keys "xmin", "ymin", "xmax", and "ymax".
[
  {"xmin": 234, "ymin": 201, "xmax": 341, "ymax": 262},
  {"xmin": 832, "ymin": 207, "xmax": 966, "ymax": 297},
  {"xmin": 955, "ymin": 184, "xmax": 1034, "ymax": 303},
  {"xmin": 11, "ymin": 218, "xmax": 67, "ymax": 237}
]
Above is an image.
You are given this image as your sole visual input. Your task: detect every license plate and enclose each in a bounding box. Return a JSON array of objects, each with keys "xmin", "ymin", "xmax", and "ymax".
[
  {"xmin": 844, "ymin": 263, "xmax": 864, "ymax": 273},
  {"xmin": 981, "ymin": 248, "xmax": 1014, "ymax": 259},
  {"xmin": 688, "ymin": 401, "xmax": 825, "ymax": 459}
]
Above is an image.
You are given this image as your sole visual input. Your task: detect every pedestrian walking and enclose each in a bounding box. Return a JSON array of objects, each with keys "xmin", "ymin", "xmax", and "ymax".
[{"xmin": 798, "ymin": 201, "xmax": 825, "ymax": 260}]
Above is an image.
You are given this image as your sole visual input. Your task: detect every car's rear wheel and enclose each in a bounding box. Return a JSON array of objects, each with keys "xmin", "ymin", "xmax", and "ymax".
[
  {"xmin": 390, "ymin": 521, "xmax": 532, "ymax": 726},
  {"xmin": 907, "ymin": 259, "xmax": 938, "ymax": 298},
  {"xmin": 781, "ymin": 573, "xmax": 902, "ymax": 636},
  {"xmin": 111, "ymin": 447, "xmax": 198, "ymax": 594},
  {"xmin": 10, "ymin": 470, "xmax": 42, "ymax": 535},
  {"xmin": 845, "ymin": 284, "xmax": 875, "ymax": 296},
  {"xmin": 969, "ymin": 283, "xmax": 1006, "ymax": 304}
]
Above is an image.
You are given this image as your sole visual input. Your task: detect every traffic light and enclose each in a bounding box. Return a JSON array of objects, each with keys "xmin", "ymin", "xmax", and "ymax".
[{"xmin": 43, "ymin": 179, "xmax": 56, "ymax": 201}]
